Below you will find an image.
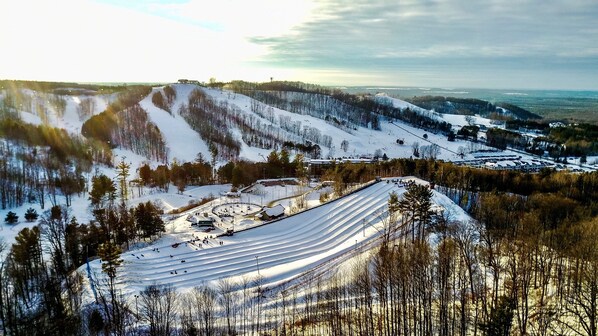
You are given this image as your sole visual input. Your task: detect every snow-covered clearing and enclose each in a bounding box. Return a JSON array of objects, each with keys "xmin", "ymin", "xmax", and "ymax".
[
  {"xmin": 84, "ymin": 177, "xmax": 473, "ymax": 300},
  {"xmin": 139, "ymin": 87, "xmax": 210, "ymax": 164}
]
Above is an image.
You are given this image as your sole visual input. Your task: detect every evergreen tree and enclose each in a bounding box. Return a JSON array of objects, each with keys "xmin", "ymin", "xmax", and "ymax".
[
  {"xmin": 399, "ymin": 182, "xmax": 434, "ymax": 241},
  {"xmin": 115, "ymin": 158, "xmax": 130, "ymax": 207},
  {"xmin": 4, "ymin": 211, "xmax": 18, "ymax": 224},
  {"xmin": 89, "ymin": 174, "xmax": 116, "ymax": 209},
  {"xmin": 24, "ymin": 207, "xmax": 38, "ymax": 222},
  {"xmin": 480, "ymin": 295, "xmax": 515, "ymax": 336},
  {"xmin": 98, "ymin": 242, "xmax": 122, "ymax": 280},
  {"xmin": 134, "ymin": 202, "xmax": 165, "ymax": 239}
]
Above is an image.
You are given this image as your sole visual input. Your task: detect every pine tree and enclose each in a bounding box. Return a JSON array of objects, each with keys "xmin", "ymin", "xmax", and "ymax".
[
  {"xmin": 98, "ymin": 242, "xmax": 122, "ymax": 280},
  {"xmin": 24, "ymin": 207, "xmax": 39, "ymax": 222},
  {"xmin": 4, "ymin": 211, "xmax": 18, "ymax": 224},
  {"xmin": 115, "ymin": 158, "xmax": 130, "ymax": 207},
  {"xmin": 398, "ymin": 183, "xmax": 434, "ymax": 241}
]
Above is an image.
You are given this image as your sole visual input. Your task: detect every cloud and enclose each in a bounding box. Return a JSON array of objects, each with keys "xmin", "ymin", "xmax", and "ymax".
[
  {"xmin": 249, "ymin": 0, "xmax": 598, "ymax": 88},
  {"xmin": 1, "ymin": 0, "xmax": 596, "ymax": 89}
]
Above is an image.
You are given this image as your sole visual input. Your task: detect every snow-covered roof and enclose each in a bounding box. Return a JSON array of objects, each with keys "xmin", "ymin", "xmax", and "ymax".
[{"xmin": 264, "ymin": 204, "xmax": 285, "ymax": 217}]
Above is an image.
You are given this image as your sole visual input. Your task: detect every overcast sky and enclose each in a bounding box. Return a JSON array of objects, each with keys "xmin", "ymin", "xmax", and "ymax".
[{"xmin": 1, "ymin": 0, "xmax": 597, "ymax": 90}]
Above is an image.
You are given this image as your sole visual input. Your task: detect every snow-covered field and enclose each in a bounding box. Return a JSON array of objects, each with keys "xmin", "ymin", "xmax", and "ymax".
[{"xmin": 84, "ymin": 177, "xmax": 472, "ymax": 299}]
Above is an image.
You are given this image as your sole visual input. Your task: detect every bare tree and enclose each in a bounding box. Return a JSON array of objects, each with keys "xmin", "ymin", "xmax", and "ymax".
[
  {"xmin": 193, "ymin": 284, "xmax": 218, "ymax": 336},
  {"xmin": 218, "ymin": 278, "xmax": 238, "ymax": 336},
  {"xmin": 139, "ymin": 284, "xmax": 179, "ymax": 336}
]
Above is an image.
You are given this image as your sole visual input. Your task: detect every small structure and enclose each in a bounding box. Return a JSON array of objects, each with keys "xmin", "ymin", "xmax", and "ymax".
[
  {"xmin": 188, "ymin": 215, "xmax": 216, "ymax": 228},
  {"xmin": 258, "ymin": 204, "xmax": 285, "ymax": 221},
  {"xmin": 225, "ymin": 191, "xmax": 241, "ymax": 198}
]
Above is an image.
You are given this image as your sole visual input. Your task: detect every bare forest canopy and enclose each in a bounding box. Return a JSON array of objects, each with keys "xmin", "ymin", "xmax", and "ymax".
[
  {"xmin": 0, "ymin": 119, "xmax": 111, "ymax": 209},
  {"xmin": 0, "ymin": 79, "xmax": 157, "ymax": 95},
  {"xmin": 4, "ymin": 80, "xmax": 598, "ymax": 334},
  {"xmin": 81, "ymin": 86, "xmax": 168, "ymax": 162},
  {"xmin": 406, "ymin": 95, "xmax": 542, "ymax": 120},
  {"xmin": 226, "ymin": 80, "xmax": 453, "ymax": 134}
]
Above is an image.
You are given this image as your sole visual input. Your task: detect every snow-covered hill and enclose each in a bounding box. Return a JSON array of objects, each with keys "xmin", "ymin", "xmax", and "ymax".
[
  {"xmin": 139, "ymin": 86, "xmax": 210, "ymax": 163},
  {"xmin": 6, "ymin": 89, "xmax": 114, "ymax": 134},
  {"xmin": 0, "ymin": 83, "xmax": 523, "ymax": 167},
  {"xmin": 85, "ymin": 177, "xmax": 473, "ymax": 297}
]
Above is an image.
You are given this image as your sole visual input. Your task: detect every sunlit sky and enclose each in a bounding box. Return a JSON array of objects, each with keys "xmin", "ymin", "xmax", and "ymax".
[{"xmin": 1, "ymin": 0, "xmax": 597, "ymax": 90}]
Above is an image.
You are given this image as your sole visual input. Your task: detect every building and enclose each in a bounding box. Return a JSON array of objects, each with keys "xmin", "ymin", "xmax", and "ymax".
[
  {"xmin": 187, "ymin": 215, "xmax": 216, "ymax": 228},
  {"xmin": 258, "ymin": 204, "xmax": 286, "ymax": 220}
]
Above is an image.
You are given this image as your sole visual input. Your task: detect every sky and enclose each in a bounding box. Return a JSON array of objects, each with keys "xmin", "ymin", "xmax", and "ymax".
[{"xmin": 1, "ymin": 0, "xmax": 597, "ymax": 90}]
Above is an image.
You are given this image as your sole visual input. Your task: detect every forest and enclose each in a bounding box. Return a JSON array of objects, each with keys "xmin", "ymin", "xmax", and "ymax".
[
  {"xmin": 2, "ymin": 156, "xmax": 598, "ymax": 335},
  {"xmin": 406, "ymin": 96, "xmax": 541, "ymax": 120},
  {"xmin": 81, "ymin": 86, "xmax": 168, "ymax": 163},
  {"xmin": 228, "ymin": 81, "xmax": 453, "ymax": 135},
  {"xmin": 2, "ymin": 80, "xmax": 598, "ymax": 334}
]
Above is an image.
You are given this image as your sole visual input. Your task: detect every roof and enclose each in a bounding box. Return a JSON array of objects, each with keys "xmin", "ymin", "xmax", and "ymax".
[{"xmin": 264, "ymin": 204, "xmax": 285, "ymax": 217}]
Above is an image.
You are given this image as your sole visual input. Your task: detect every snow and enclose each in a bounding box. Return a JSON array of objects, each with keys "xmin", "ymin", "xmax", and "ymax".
[
  {"xmin": 12, "ymin": 89, "xmax": 113, "ymax": 134},
  {"xmin": 139, "ymin": 87, "xmax": 210, "ymax": 164},
  {"xmin": 81, "ymin": 177, "xmax": 473, "ymax": 301},
  {"xmin": 263, "ymin": 204, "xmax": 285, "ymax": 217}
]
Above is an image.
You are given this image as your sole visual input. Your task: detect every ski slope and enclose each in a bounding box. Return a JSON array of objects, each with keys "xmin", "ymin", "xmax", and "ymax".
[
  {"xmin": 139, "ymin": 86, "xmax": 210, "ymax": 163},
  {"xmin": 88, "ymin": 180, "xmax": 407, "ymax": 294}
]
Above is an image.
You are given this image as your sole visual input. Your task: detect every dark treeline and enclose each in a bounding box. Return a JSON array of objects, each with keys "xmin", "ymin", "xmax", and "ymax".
[
  {"xmin": 0, "ymin": 112, "xmax": 111, "ymax": 210},
  {"xmin": 228, "ymin": 80, "xmax": 452, "ymax": 135},
  {"xmin": 151, "ymin": 86, "xmax": 176, "ymax": 113},
  {"xmin": 179, "ymin": 89, "xmax": 242, "ymax": 161},
  {"xmin": 322, "ymin": 159, "xmax": 598, "ymax": 208},
  {"xmin": 0, "ymin": 80, "xmax": 139, "ymax": 95},
  {"xmin": 81, "ymin": 86, "xmax": 168, "ymax": 162},
  {"xmin": 218, "ymin": 150, "xmax": 306, "ymax": 188},
  {"xmin": 407, "ymin": 96, "xmax": 541, "ymax": 120},
  {"xmin": 137, "ymin": 155, "xmax": 213, "ymax": 192},
  {"xmin": 547, "ymin": 123, "xmax": 598, "ymax": 156}
]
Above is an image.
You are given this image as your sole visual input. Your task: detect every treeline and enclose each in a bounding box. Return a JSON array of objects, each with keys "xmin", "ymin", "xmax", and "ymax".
[
  {"xmin": 137, "ymin": 156, "xmax": 213, "ymax": 192},
  {"xmin": 0, "ymin": 80, "xmax": 148, "ymax": 95},
  {"xmin": 218, "ymin": 150, "xmax": 306, "ymax": 187},
  {"xmin": 497, "ymin": 102, "xmax": 542, "ymax": 120},
  {"xmin": 1, "ymin": 86, "xmax": 67, "ymax": 122},
  {"xmin": 407, "ymin": 96, "xmax": 541, "ymax": 120},
  {"xmin": 0, "ymin": 115, "xmax": 112, "ymax": 209},
  {"xmin": 327, "ymin": 159, "xmax": 598, "ymax": 207},
  {"xmin": 81, "ymin": 86, "xmax": 168, "ymax": 162},
  {"xmin": 151, "ymin": 85, "xmax": 176, "ymax": 113},
  {"xmin": 228, "ymin": 80, "xmax": 452, "ymax": 135},
  {"xmin": 179, "ymin": 89, "xmax": 241, "ymax": 161},
  {"xmin": 486, "ymin": 123, "xmax": 598, "ymax": 158},
  {"xmin": 485, "ymin": 128, "xmax": 529, "ymax": 150},
  {"xmin": 113, "ymin": 104, "xmax": 168, "ymax": 162},
  {"xmin": 547, "ymin": 123, "xmax": 598, "ymax": 156},
  {"xmin": 244, "ymin": 90, "xmax": 379, "ymax": 131},
  {"xmin": 82, "ymin": 85, "xmax": 152, "ymax": 144}
]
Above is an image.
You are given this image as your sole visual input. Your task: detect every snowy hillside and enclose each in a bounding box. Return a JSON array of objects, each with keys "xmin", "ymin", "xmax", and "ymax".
[
  {"xmin": 139, "ymin": 86, "xmax": 210, "ymax": 163},
  {"xmin": 2, "ymin": 88, "xmax": 114, "ymax": 134},
  {"xmin": 85, "ymin": 177, "xmax": 473, "ymax": 297},
  {"xmin": 0, "ymin": 83, "xmax": 525, "ymax": 166}
]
